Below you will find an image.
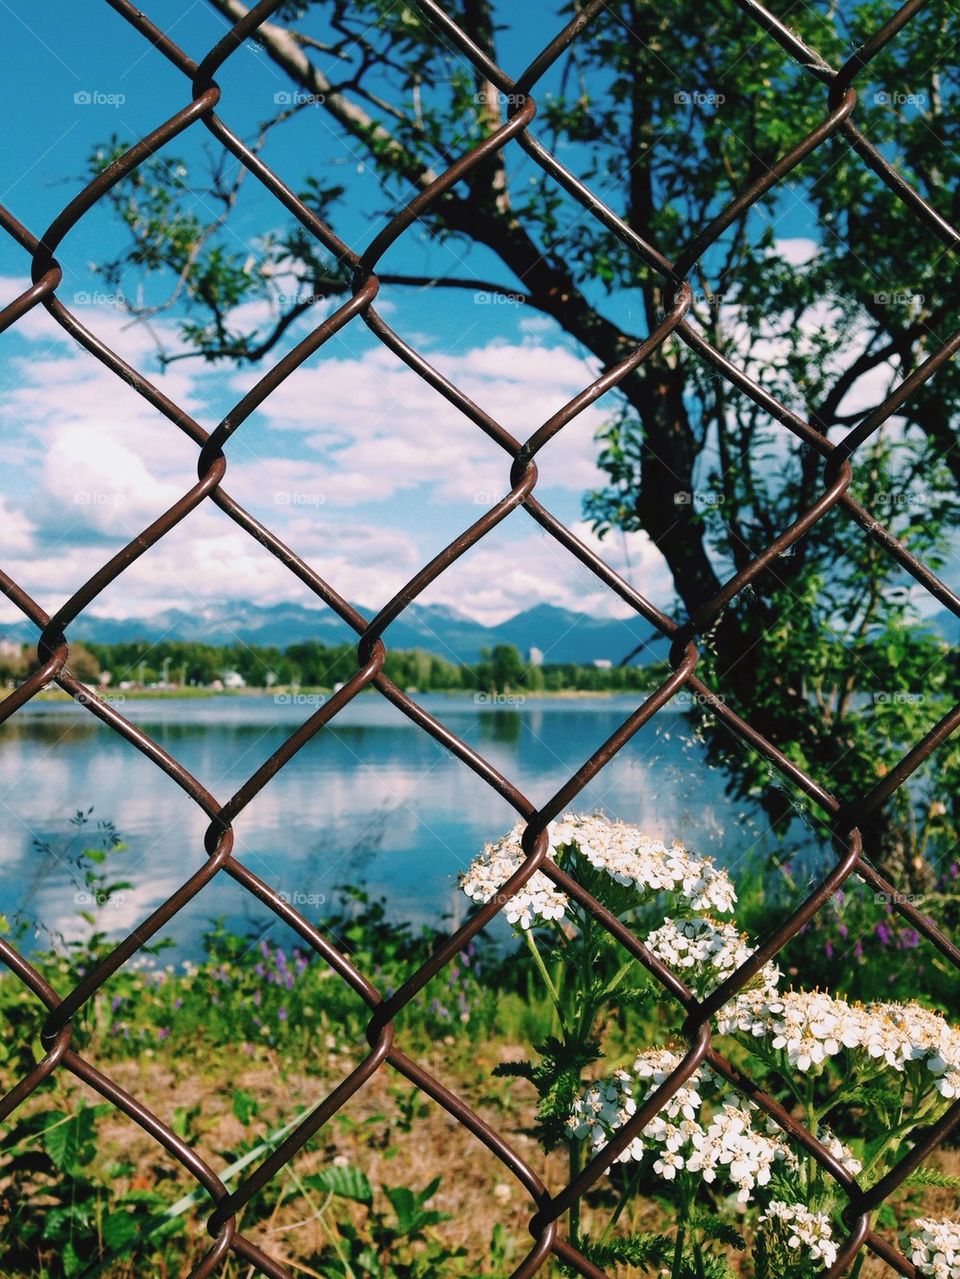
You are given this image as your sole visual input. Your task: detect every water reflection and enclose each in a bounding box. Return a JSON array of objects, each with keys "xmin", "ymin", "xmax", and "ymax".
[{"xmin": 0, "ymin": 694, "xmax": 800, "ymax": 956}]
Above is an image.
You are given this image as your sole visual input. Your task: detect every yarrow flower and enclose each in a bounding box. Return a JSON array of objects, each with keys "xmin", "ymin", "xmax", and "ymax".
[
  {"xmin": 719, "ymin": 988, "xmax": 960, "ymax": 1093},
  {"xmin": 818, "ymin": 1127, "xmax": 863, "ymax": 1178},
  {"xmin": 718, "ymin": 989, "xmax": 863, "ymax": 1070},
  {"xmin": 644, "ymin": 916, "xmax": 780, "ymax": 1001},
  {"xmin": 458, "ymin": 823, "xmax": 567, "ymax": 930},
  {"xmin": 759, "ymin": 1201, "xmax": 838, "ymax": 1269},
  {"xmin": 459, "ymin": 814, "xmax": 736, "ymax": 931},
  {"xmin": 868, "ymin": 1002, "xmax": 960, "ymax": 1098},
  {"xmin": 552, "ymin": 813, "xmax": 736, "ymax": 913},
  {"xmin": 685, "ymin": 1100, "xmax": 796, "ymax": 1205},
  {"xmin": 910, "ymin": 1218, "xmax": 960, "ymax": 1279},
  {"xmin": 567, "ymin": 1049, "xmax": 794, "ymax": 1205}
]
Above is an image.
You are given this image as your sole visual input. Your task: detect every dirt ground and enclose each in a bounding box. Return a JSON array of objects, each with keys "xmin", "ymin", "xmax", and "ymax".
[{"xmin": 17, "ymin": 1037, "xmax": 960, "ymax": 1276}]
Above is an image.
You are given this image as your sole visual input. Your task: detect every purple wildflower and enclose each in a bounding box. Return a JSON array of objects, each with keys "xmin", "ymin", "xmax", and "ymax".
[{"xmin": 277, "ymin": 1007, "xmax": 287, "ymax": 1022}]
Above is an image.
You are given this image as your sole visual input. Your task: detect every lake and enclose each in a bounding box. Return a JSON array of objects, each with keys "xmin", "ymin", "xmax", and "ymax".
[{"xmin": 0, "ymin": 693, "xmax": 797, "ymax": 958}]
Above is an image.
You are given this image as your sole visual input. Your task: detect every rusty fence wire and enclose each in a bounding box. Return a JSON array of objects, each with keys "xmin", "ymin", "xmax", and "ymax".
[{"xmin": 1, "ymin": 0, "xmax": 960, "ymax": 1275}]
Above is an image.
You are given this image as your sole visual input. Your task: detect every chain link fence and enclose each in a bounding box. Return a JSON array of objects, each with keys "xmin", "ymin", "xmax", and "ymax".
[{"xmin": 1, "ymin": 0, "xmax": 959, "ymax": 1275}]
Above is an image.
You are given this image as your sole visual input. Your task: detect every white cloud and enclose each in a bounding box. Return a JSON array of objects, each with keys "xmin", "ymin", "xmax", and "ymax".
[
  {"xmin": 0, "ymin": 303, "xmax": 664, "ymax": 629},
  {"xmin": 230, "ymin": 338, "xmax": 611, "ymax": 504},
  {"xmin": 774, "ymin": 237, "xmax": 819, "ymax": 266},
  {"xmin": 417, "ymin": 518, "xmax": 672, "ymax": 625}
]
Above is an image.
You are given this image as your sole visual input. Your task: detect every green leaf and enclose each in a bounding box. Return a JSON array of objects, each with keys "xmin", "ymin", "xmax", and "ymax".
[
  {"xmin": 904, "ymin": 1168, "xmax": 960, "ymax": 1191},
  {"xmin": 103, "ymin": 1212, "xmax": 140, "ymax": 1250},
  {"xmin": 385, "ymin": 1177, "xmax": 449, "ymax": 1236},
  {"xmin": 689, "ymin": 1212, "xmax": 745, "ymax": 1249},
  {"xmin": 231, "ymin": 1089, "xmax": 260, "ymax": 1125},
  {"xmin": 44, "ymin": 1109, "xmax": 101, "ymax": 1172},
  {"xmin": 62, "ymin": 1240, "xmax": 84, "ymax": 1277},
  {"xmin": 307, "ymin": 1164, "xmax": 373, "ymax": 1204},
  {"xmin": 754, "ymin": 1230, "xmax": 770, "ymax": 1279},
  {"xmin": 581, "ymin": 1231, "xmax": 674, "ymax": 1271},
  {"xmin": 492, "ymin": 1060, "xmax": 536, "ymax": 1081}
]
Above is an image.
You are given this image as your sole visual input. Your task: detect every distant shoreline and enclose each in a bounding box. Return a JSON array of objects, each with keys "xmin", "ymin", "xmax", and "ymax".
[{"xmin": 27, "ymin": 685, "xmax": 639, "ymax": 704}]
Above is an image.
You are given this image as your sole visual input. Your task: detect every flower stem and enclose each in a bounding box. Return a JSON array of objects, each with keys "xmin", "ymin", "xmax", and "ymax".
[
  {"xmin": 671, "ymin": 1218, "xmax": 687, "ymax": 1279},
  {"xmin": 568, "ymin": 1138, "xmax": 583, "ymax": 1247},
  {"xmin": 524, "ymin": 928, "xmax": 566, "ymax": 1030},
  {"xmin": 608, "ymin": 1162, "xmax": 644, "ymax": 1229},
  {"xmin": 671, "ymin": 1178, "xmax": 695, "ymax": 1279}
]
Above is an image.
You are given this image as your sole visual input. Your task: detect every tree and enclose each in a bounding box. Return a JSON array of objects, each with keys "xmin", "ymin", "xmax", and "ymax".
[
  {"xmin": 89, "ymin": 0, "xmax": 960, "ymax": 886},
  {"xmin": 474, "ymin": 644, "xmax": 526, "ymax": 693}
]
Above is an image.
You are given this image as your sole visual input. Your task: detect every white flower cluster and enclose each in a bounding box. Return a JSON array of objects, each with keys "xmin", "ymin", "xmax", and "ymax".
[
  {"xmin": 719, "ymin": 989, "xmax": 864, "ymax": 1070},
  {"xmin": 910, "ymin": 1219, "xmax": 960, "ymax": 1279},
  {"xmin": 458, "ymin": 822, "xmax": 567, "ymax": 930},
  {"xmin": 869, "ymin": 1002, "xmax": 960, "ymax": 1099},
  {"xmin": 819, "ymin": 1127, "xmax": 863, "ymax": 1177},
  {"xmin": 644, "ymin": 916, "xmax": 780, "ymax": 1000},
  {"xmin": 686, "ymin": 1101, "xmax": 796, "ymax": 1205},
  {"xmin": 567, "ymin": 1049, "xmax": 794, "ymax": 1205},
  {"xmin": 719, "ymin": 988, "xmax": 960, "ymax": 1094},
  {"xmin": 460, "ymin": 814, "xmax": 737, "ymax": 931},
  {"xmin": 759, "ymin": 1200, "xmax": 838, "ymax": 1270},
  {"xmin": 553, "ymin": 813, "xmax": 737, "ymax": 913}
]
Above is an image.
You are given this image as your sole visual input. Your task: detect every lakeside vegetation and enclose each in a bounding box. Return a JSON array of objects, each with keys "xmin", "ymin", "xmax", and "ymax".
[{"xmin": 0, "ymin": 638, "xmax": 659, "ymax": 697}]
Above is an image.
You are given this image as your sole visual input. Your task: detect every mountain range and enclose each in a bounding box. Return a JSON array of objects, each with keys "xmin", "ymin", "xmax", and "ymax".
[
  {"xmin": 5, "ymin": 602, "xmax": 953, "ymax": 668},
  {"xmin": 0, "ymin": 601, "xmax": 668, "ymax": 667}
]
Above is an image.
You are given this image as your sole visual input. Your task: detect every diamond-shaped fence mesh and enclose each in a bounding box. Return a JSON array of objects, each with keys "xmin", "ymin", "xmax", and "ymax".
[{"xmin": 1, "ymin": 0, "xmax": 959, "ymax": 1275}]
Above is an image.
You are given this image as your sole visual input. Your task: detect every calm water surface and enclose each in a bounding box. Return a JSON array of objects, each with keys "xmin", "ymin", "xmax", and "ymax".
[{"xmin": 0, "ymin": 694, "xmax": 794, "ymax": 956}]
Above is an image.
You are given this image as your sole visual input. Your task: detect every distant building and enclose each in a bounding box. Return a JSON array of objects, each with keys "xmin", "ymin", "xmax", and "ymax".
[
  {"xmin": 222, "ymin": 670, "xmax": 246, "ymax": 689},
  {"xmin": 528, "ymin": 646, "xmax": 544, "ymax": 667},
  {"xmin": 592, "ymin": 658, "xmax": 613, "ymax": 670},
  {"xmin": 0, "ymin": 639, "xmax": 22, "ymax": 660}
]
